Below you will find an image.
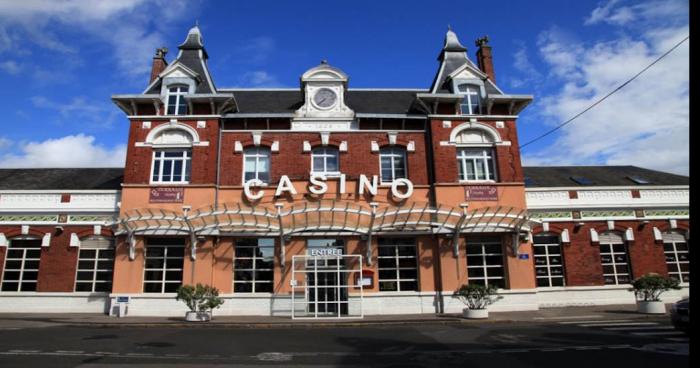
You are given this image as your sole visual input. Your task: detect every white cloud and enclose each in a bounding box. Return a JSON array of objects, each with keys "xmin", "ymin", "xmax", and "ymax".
[
  {"xmin": 522, "ymin": 1, "xmax": 689, "ymax": 175},
  {"xmin": 509, "ymin": 43, "xmax": 542, "ymax": 88},
  {"xmin": 0, "ymin": 0, "xmax": 195, "ymax": 79},
  {"xmin": 235, "ymin": 71, "xmax": 283, "ymax": 88},
  {"xmin": 0, "ymin": 60, "xmax": 22, "ymax": 75},
  {"xmin": 0, "ymin": 137, "xmax": 12, "ymax": 151},
  {"xmin": 30, "ymin": 95, "xmax": 120, "ymax": 129},
  {"xmin": 0, "ymin": 134, "xmax": 126, "ymax": 168}
]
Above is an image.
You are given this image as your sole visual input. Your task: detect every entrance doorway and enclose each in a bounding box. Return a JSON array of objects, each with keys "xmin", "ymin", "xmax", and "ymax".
[{"xmin": 291, "ymin": 239, "xmax": 363, "ymax": 319}]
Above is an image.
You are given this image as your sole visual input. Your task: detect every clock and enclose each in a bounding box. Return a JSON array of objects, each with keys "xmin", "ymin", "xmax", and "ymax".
[{"xmin": 313, "ymin": 88, "xmax": 337, "ymax": 109}]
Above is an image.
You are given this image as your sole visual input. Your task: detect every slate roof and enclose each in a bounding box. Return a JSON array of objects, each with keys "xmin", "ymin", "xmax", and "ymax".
[
  {"xmin": 222, "ymin": 89, "xmax": 427, "ymax": 115},
  {"xmin": 0, "ymin": 168, "xmax": 123, "ymax": 190},
  {"xmin": 522, "ymin": 166, "xmax": 689, "ymax": 188}
]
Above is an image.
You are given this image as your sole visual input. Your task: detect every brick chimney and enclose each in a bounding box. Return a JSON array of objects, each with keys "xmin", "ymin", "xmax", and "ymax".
[
  {"xmin": 475, "ymin": 36, "xmax": 496, "ymax": 83},
  {"xmin": 149, "ymin": 47, "xmax": 168, "ymax": 84}
]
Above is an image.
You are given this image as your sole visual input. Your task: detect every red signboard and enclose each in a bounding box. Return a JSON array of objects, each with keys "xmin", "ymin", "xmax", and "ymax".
[
  {"xmin": 149, "ymin": 187, "xmax": 184, "ymax": 203},
  {"xmin": 464, "ymin": 186, "xmax": 499, "ymax": 201}
]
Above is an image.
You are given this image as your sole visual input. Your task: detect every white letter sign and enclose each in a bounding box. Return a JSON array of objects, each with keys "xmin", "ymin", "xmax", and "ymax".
[
  {"xmin": 308, "ymin": 174, "xmax": 328, "ymax": 195},
  {"xmin": 275, "ymin": 175, "xmax": 298, "ymax": 197},
  {"xmin": 244, "ymin": 179, "xmax": 265, "ymax": 200},
  {"xmin": 391, "ymin": 178, "xmax": 414, "ymax": 199}
]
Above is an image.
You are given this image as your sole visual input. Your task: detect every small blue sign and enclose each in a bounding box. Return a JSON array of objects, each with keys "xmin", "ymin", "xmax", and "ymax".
[
  {"xmin": 518, "ymin": 253, "xmax": 529, "ymax": 260},
  {"xmin": 117, "ymin": 296, "xmax": 130, "ymax": 303}
]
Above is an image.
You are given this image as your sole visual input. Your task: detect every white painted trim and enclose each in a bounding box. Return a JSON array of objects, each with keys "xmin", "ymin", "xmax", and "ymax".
[
  {"xmin": 21, "ymin": 225, "xmax": 29, "ymax": 235},
  {"xmin": 526, "ymin": 185, "xmax": 689, "ymax": 191},
  {"xmin": 41, "ymin": 232, "xmax": 51, "ymax": 247},
  {"xmin": 0, "ymin": 233, "xmax": 7, "ymax": 247},
  {"xmin": 449, "ymin": 121, "xmax": 502, "ymax": 143},
  {"xmin": 653, "ymin": 227, "xmax": 663, "ymax": 241},
  {"xmin": 69, "ymin": 233, "xmax": 81, "ymax": 247},
  {"xmin": 624, "ymin": 228, "xmax": 634, "ymax": 241},
  {"xmin": 590, "ymin": 228, "xmax": 599, "ymax": 242},
  {"xmin": 560, "ymin": 229, "xmax": 570, "ymax": 243}
]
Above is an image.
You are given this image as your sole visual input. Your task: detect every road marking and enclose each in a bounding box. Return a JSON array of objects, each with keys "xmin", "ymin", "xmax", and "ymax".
[
  {"xmin": 631, "ymin": 331, "xmax": 686, "ymax": 336},
  {"xmin": 55, "ymin": 350, "xmax": 84, "ymax": 354},
  {"xmin": 8, "ymin": 349, "xmax": 40, "ymax": 353},
  {"xmin": 579, "ymin": 322, "xmax": 658, "ymax": 327},
  {"xmin": 533, "ymin": 315, "xmax": 601, "ymax": 320},
  {"xmin": 558, "ymin": 319, "xmax": 633, "ymax": 325},
  {"xmin": 604, "ymin": 326, "xmax": 674, "ymax": 331}
]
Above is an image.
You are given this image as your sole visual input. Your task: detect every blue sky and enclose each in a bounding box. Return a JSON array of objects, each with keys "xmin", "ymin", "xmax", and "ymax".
[{"xmin": 0, "ymin": 0, "xmax": 689, "ymax": 174}]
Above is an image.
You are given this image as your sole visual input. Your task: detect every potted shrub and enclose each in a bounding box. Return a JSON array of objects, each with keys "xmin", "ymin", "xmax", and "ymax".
[
  {"xmin": 630, "ymin": 273, "xmax": 681, "ymax": 314},
  {"xmin": 176, "ymin": 283, "xmax": 224, "ymax": 322},
  {"xmin": 453, "ymin": 284, "xmax": 503, "ymax": 319}
]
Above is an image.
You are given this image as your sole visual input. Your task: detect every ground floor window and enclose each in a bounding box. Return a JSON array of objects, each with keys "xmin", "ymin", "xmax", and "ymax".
[
  {"xmin": 377, "ymin": 238, "xmax": 418, "ymax": 292},
  {"xmin": 75, "ymin": 236, "xmax": 115, "ymax": 292},
  {"xmin": 663, "ymin": 232, "xmax": 689, "ymax": 283},
  {"xmin": 143, "ymin": 238, "xmax": 184, "ymax": 293},
  {"xmin": 533, "ymin": 234, "xmax": 565, "ymax": 287},
  {"xmin": 599, "ymin": 233, "xmax": 631, "ymax": 285},
  {"xmin": 1, "ymin": 238, "xmax": 41, "ymax": 292},
  {"xmin": 234, "ymin": 238, "xmax": 274, "ymax": 293},
  {"xmin": 466, "ymin": 236, "xmax": 505, "ymax": 288}
]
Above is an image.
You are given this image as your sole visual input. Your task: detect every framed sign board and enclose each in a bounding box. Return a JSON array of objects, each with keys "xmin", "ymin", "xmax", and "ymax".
[
  {"xmin": 149, "ymin": 187, "xmax": 184, "ymax": 203},
  {"xmin": 464, "ymin": 185, "xmax": 499, "ymax": 201}
]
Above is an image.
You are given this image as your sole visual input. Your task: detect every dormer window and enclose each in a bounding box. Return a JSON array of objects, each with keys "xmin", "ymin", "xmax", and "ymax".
[
  {"xmin": 458, "ymin": 84, "xmax": 481, "ymax": 115},
  {"xmin": 166, "ymin": 85, "xmax": 188, "ymax": 115}
]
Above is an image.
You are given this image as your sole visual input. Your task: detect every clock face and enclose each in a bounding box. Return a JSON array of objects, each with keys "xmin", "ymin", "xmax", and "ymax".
[{"xmin": 313, "ymin": 88, "xmax": 337, "ymax": 108}]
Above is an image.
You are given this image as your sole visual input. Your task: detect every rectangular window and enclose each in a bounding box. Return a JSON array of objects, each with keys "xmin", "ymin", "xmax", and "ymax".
[
  {"xmin": 233, "ymin": 238, "xmax": 274, "ymax": 293},
  {"xmin": 143, "ymin": 238, "xmax": 184, "ymax": 293},
  {"xmin": 533, "ymin": 235, "xmax": 566, "ymax": 287},
  {"xmin": 311, "ymin": 147, "xmax": 340, "ymax": 176},
  {"xmin": 457, "ymin": 148, "xmax": 496, "ymax": 181},
  {"xmin": 166, "ymin": 86, "xmax": 188, "ymax": 115},
  {"xmin": 663, "ymin": 233, "xmax": 689, "ymax": 283},
  {"xmin": 151, "ymin": 150, "xmax": 191, "ymax": 184},
  {"xmin": 458, "ymin": 84, "xmax": 481, "ymax": 115},
  {"xmin": 599, "ymin": 241, "xmax": 631, "ymax": 285},
  {"xmin": 377, "ymin": 238, "xmax": 418, "ymax": 292},
  {"xmin": 379, "ymin": 147, "xmax": 407, "ymax": 183},
  {"xmin": 243, "ymin": 147, "xmax": 271, "ymax": 184},
  {"xmin": 466, "ymin": 236, "xmax": 505, "ymax": 288},
  {"xmin": 1, "ymin": 238, "xmax": 41, "ymax": 292},
  {"xmin": 75, "ymin": 241, "xmax": 114, "ymax": 293}
]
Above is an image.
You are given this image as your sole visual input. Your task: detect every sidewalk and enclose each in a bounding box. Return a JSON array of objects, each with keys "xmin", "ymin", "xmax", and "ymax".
[{"xmin": 0, "ymin": 304, "xmax": 671, "ymax": 329}]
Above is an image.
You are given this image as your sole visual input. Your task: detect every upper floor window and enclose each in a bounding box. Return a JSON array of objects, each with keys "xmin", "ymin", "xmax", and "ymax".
[
  {"xmin": 311, "ymin": 147, "xmax": 339, "ymax": 176},
  {"xmin": 379, "ymin": 147, "xmax": 407, "ymax": 183},
  {"xmin": 166, "ymin": 85, "xmax": 188, "ymax": 115},
  {"xmin": 457, "ymin": 148, "xmax": 496, "ymax": 181},
  {"xmin": 152, "ymin": 150, "xmax": 191, "ymax": 184},
  {"xmin": 458, "ymin": 84, "xmax": 481, "ymax": 115},
  {"xmin": 243, "ymin": 147, "xmax": 271, "ymax": 184}
]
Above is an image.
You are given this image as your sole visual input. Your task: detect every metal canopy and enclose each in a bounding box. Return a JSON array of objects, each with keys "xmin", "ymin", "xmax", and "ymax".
[{"xmin": 114, "ymin": 200, "xmax": 537, "ymax": 264}]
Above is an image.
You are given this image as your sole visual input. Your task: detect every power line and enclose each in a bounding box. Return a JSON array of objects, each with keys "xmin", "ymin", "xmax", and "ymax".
[{"xmin": 520, "ymin": 35, "xmax": 689, "ymax": 150}]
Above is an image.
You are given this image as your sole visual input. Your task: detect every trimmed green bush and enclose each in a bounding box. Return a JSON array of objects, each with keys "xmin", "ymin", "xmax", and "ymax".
[
  {"xmin": 176, "ymin": 284, "xmax": 224, "ymax": 312},
  {"xmin": 453, "ymin": 284, "xmax": 503, "ymax": 310},
  {"xmin": 630, "ymin": 273, "xmax": 681, "ymax": 302}
]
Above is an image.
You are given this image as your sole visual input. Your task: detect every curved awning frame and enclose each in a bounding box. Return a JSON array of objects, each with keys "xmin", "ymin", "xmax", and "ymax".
[{"xmin": 113, "ymin": 200, "xmax": 538, "ymax": 265}]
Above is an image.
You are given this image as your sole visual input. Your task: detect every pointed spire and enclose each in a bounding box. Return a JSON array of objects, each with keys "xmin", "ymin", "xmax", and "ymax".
[
  {"xmin": 443, "ymin": 26, "xmax": 467, "ymax": 52},
  {"xmin": 179, "ymin": 24, "xmax": 204, "ymax": 49}
]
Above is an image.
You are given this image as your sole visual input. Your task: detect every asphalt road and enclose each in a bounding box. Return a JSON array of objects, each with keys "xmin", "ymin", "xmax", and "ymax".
[{"xmin": 0, "ymin": 317, "xmax": 688, "ymax": 367}]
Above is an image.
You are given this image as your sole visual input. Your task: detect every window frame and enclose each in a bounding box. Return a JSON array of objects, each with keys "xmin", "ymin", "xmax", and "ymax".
[
  {"xmin": 310, "ymin": 146, "xmax": 340, "ymax": 177},
  {"xmin": 533, "ymin": 234, "xmax": 566, "ymax": 287},
  {"xmin": 74, "ymin": 237, "xmax": 115, "ymax": 293},
  {"xmin": 377, "ymin": 238, "xmax": 418, "ymax": 292},
  {"xmin": 458, "ymin": 84, "xmax": 482, "ymax": 115},
  {"xmin": 599, "ymin": 233, "xmax": 632, "ymax": 285},
  {"xmin": 456, "ymin": 147, "xmax": 497, "ymax": 182},
  {"xmin": 663, "ymin": 232, "xmax": 689, "ymax": 283},
  {"xmin": 0, "ymin": 237, "xmax": 42, "ymax": 292},
  {"xmin": 143, "ymin": 239, "xmax": 185, "ymax": 294},
  {"xmin": 166, "ymin": 85, "xmax": 188, "ymax": 116},
  {"xmin": 150, "ymin": 149, "xmax": 192, "ymax": 184},
  {"xmin": 466, "ymin": 236, "xmax": 505, "ymax": 289},
  {"xmin": 379, "ymin": 146, "xmax": 408, "ymax": 184},
  {"xmin": 233, "ymin": 238, "xmax": 275, "ymax": 294},
  {"xmin": 242, "ymin": 147, "xmax": 271, "ymax": 185}
]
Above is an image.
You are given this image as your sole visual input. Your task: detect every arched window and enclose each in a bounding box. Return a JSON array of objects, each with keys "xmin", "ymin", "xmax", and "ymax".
[
  {"xmin": 379, "ymin": 146, "xmax": 407, "ymax": 183},
  {"xmin": 663, "ymin": 232, "xmax": 689, "ymax": 283},
  {"xmin": 243, "ymin": 147, "xmax": 271, "ymax": 184},
  {"xmin": 454, "ymin": 127, "xmax": 498, "ymax": 182},
  {"xmin": 166, "ymin": 85, "xmax": 188, "ymax": 115},
  {"xmin": 75, "ymin": 236, "xmax": 114, "ymax": 293},
  {"xmin": 457, "ymin": 83, "xmax": 481, "ymax": 115},
  {"xmin": 1, "ymin": 237, "xmax": 41, "ymax": 292},
  {"xmin": 311, "ymin": 146, "xmax": 339, "ymax": 176},
  {"xmin": 533, "ymin": 234, "xmax": 566, "ymax": 287},
  {"xmin": 599, "ymin": 232, "xmax": 631, "ymax": 285},
  {"xmin": 149, "ymin": 127, "xmax": 195, "ymax": 184}
]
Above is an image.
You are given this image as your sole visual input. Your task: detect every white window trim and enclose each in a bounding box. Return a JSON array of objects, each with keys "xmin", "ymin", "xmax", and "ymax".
[
  {"xmin": 458, "ymin": 84, "xmax": 482, "ymax": 115},
  {"xmin": 0, "ymin": 237, "xmax": 41, "ymax": 292},
  {"xmin": 233, "ymin": 239, "xmax": 275, "ymax": 294},
  {"xmin": 377, "ymin": 238, "xmax": 418, "ymax": 292},
  {"xmin": 379, "ymin": 147, "xmax": 408, "ymax": 184},
  {"xmin": 533, "ymin": 235, "xmax": 566, "ymax": 288},
  {"xmin": 457, "ymin": 147, "xmax": 497, "ymax": 182},
  {"xmin": 242, "ymin": 147, "xmax": 272, "ymax": 185},
  {"xmin": 166, "ymin": 85, "xmax": 188, "ymax": 116},
  {"xmin": 310, "ymin": 147, "xmax": 340, "ymax": 177},
  {"xmin": 599, "ymin": 236, "xmax": 631, "ymax": 285},
  {"xmin": 74, "ymin": 247, "xmax": 114, "ymax": 293},
  {"xmin": 143, "ymin": 245, "xmax": 184, "ymax": 294},
  {"xmin": 663, "ymin": 233, "xmax": 689, "ymax": 284},
  {"xmin": 466, "ymin": 238, "xmax": 505, "ymax": 289},
  {"xmin": 150, "ymin": 149, "xmax": 192, "ymax": 185}
]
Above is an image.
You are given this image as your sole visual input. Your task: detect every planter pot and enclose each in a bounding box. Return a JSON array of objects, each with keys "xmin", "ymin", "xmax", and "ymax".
[
  {"xmin": 637, "ymin": 301, "xmax": 666, "ymax": 314},
  {"xmin": 185, "ymin": 311, "xmax": 212, "ymax": 322},
  {"xmin": 462, "ymin": 308, "xmax": 489, "ymax": 319}
]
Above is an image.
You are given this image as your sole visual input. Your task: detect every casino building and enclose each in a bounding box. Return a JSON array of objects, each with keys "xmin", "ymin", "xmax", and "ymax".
[{"xmin": 0, "ymin": 26, "xmax": 689, "ymax": 317}]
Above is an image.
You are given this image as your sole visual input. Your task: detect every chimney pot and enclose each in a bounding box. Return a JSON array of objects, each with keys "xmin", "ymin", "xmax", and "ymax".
[
  {"xmin": 475, "ymin": 36, "xmax": 496, "ymax": 83},
  {"xmin": 149, "ymin": 47, "xmax": 169, "ymax": 84}
]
